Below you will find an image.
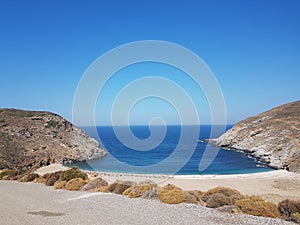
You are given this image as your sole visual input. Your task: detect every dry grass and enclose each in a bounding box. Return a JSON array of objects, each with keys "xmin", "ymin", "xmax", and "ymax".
[
  {"xmin": 54, "ymin": 180, "xmax": 67, "ymax": 189},
  {"xmin": 107, "ymin": 180, "xmax": 135, "ymax": 194},
  {"xmin": 18, "ymin": 173, "xmax": 39, "ymax": 182},
  {"xmin": 157, "ymin": 184, "xmax": 186, "ymax": 204},
  {"xmin": 123, "ymin": 180, "xmax": 157, "ymax": 198},
  {"xmin": 65, "ymin": 178, "xmax": 87, "ymax": 191},
  {"xmin": 185, "ymin": 190, "xmax": 205, "ymax": 205},
  {"xmin": 45, "ymin": 172, "xmax": 61, "ymax": 186},
  {"xmin": 81, "ymin": 177, "xmax": 108, "ymax": 191},
  {"xmin": 203, "ymin": 187, "xmax": 244, "ymax": 208},
  {"xmin": 34, "ymin": 177, "xmax": 47, "ymax": 183},
  {"xmin": 203, "ymin": 187, "xmax": 243, "ymax": 201},
  {"xmin": 235, "ymin": 196, "xmax": 280, "ymax": 218},
  {"xmin": 278, "ymin": 199, "xmax": 300, "ymax": 220},
  {"xmin": 292, "ymin": 212, "xmax": 300, "ymax": 224},
  {"xmin": 99, "ymin": 186, "xmax": 110, "ymax": 193},
  {"xmin": 0, "ymin": 169, "xmax": 21, "ymax": 180},
  {"xmin": 206, "ymin": 193, "xmax": 234, "ymax": 208},
  {"xmin": 142, "ymin": 189, "xmax": 158, "ymax": 199}
]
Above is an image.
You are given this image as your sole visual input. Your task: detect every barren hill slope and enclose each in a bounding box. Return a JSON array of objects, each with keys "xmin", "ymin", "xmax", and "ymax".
[
  {"xmin": 210, "ymin": 101, "xmax": 300, "ymax": 172},
  {"xmin": 0, "ymin": 109, "xmax": 107, "ymax": 169}
]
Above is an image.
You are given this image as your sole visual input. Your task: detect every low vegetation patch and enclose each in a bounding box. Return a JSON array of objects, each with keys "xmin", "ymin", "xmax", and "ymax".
[
  {"xmin": 142, "ymin": 189, "xmax": 158, "ymax": 199},
  {"xmin": 18, "ymin": 173, "xmax": 39, "ymax": 182},
  {"xmin": 60, "ymin": 167, "xmax": 88, "ymax": 182},
  {"xmin": 65, "ymin": 178, "xmax": 87, "ymax": 191},
  {"xmin": 278, "ymin": 199, "xmax": 300, "ymax": 221},
  {"xmin": 44, "ymin": 171, "xmax": 62, "ymax": 186},
  {"xmin": 185, "ymin": 190, "xmax": 205, "ymax": 205},
  {"xmin": 157, "ymin": 184, "xmax": 186, "ymax": 204},
  {"xmin": 292, "ymin": 212, "xmax": 300, "ymax": 224},
  {"xmin": 123, "ymin": 180, "xmax": 157, "ymax": 198},
  {"xmin": 107, "ymin": 180, "xmax": 135, "ymax": 194},
  {"xmin": 203, "ymin": 187, "xmax": 244, "ymax": 202},
  {"xmin": 235, "ymin": 196, "xmax": 280, "ymax": 218},
  {"xmin": 34, "ymin": 177, "xmax": 47, "ymax": 183},
  {"xmin": 54, "ymin": 180, "xmax": 67, "ymax": 189},
  {"xmin": 0, "ymin": 169, "xmax": 21, "ymax": 180},
  {"xmin": 206, "ymin": 193, "xmax": 234, "ymax": 208},
  {"xmin": 45, "ymin": 120, "xmax": 60, "ymax": 128},
  {"xmin": 82, "ymin": 177, "xmax": 108, "ymax": 191},
  {"xmin": 203, "ymin": 187, "xmax": 244, "ymax": 208}
]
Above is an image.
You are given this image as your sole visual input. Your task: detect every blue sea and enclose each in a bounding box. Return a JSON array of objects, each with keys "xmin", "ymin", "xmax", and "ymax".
[{"xmin": 72, "ymin": 125, "xmax": 274, "ymax": 175}]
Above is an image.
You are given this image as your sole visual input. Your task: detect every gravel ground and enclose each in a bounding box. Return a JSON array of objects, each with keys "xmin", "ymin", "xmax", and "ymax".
[{"xmin": 0, "ymin": 181, "xmax": 295, "ymax": 225}]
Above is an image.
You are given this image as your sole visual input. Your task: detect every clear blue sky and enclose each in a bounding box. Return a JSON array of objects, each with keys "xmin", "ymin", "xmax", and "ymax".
[{"xmin": 0, "ymin": 0, "xmax": 299, "ymax": 125}]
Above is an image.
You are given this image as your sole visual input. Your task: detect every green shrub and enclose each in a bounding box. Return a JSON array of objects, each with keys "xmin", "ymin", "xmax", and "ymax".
[
  {"xmin": 45, "ymin": 120, "xmax": 60, "ymax": 128},
  {"xmin": 107, "ymin": 180, "xmax": 135, "ymax": 194},
  {"xmin": 278, "ymin": 199, "xmax": 300, "ymax": 219},
  {"xmin": 60, "ymin": 167, "xmax": 88, "ymax": 182},
  {"xmin": 65, "ymin": 178, "xmax": 87, "ymax": 191},
  {"xmin": 157, "ymin": 184, "xmax": 186, "ymax": 204},
  {"xmin": 235, "ymin": 196, "xmax": 280, "ymax": 218}
]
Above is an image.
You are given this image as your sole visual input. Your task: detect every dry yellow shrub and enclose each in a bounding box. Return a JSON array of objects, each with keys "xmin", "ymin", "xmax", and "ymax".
[
  {"xmin": 65, "ymin": 178, "xmax": 87, "ymax": 191},
  {"xmin": 235, "ymin": 196, "xmax": 280, "ymax": 218},
  {"xmin": 99, "ymin": 186, "xmax": 110, "ymax": 193},
  {"xmin": 203, "ymin": 187, "xmax": 243, "ymax": 200},
  {"xmin": 292, "ymin": 212, "xmax": 300, "ymax": 223},
  {"xmin": 122, "ymin": 181, "xmax": 157, "ymax": 198},
  {"xmin": 18, "ymin": 173, "xmax": 39, "ymax": 182},
  {"xmin": 107, "ymin": 180, "xmax": 134, "ymax": 194},
  {"xmin": 34, "ymin": 177, "xmax": 47, "ymax": 183},
  {"xmin": 157, "ymin": 184, "xmax": 186, "ymax": 204},
  {"xmin": 54, "ymin": 180, "xmax": 67, "ymax": 189},
  {"xmin": 185, "ymin": 190, "xmax": 205, "ymax": 204}
]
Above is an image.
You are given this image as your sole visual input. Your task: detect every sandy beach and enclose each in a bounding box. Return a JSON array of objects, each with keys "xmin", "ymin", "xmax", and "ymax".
[{"xmin": 36, "ymin": 164, "xmax": 300, "ymax": 204}]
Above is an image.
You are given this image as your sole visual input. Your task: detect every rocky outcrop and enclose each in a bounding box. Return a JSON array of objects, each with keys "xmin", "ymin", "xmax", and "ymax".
[
  {"xmin": 0, "ymin": 108, "xmax": 107, "ymax": 169},
  {"xmin": 210, "ymin": 101, "xmax": 300, "ymax": 172}
]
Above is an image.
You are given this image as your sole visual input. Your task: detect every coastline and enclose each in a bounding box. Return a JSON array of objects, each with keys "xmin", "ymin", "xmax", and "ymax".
[{"xmin": 35, "ymin": 164, "xmax": 300, "ymax": 204}]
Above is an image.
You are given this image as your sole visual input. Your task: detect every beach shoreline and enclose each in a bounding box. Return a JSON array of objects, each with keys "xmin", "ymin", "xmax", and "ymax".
[{"xmin": 35, "ymin": 164, "xmax": 300, "ymax": 204}]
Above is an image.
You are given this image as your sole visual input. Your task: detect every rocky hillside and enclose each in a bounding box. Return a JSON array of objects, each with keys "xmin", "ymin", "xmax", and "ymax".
[
  {"xmin": 0, "ymin": 109, "xmax": 107, "ymax": 170},
  {"xmin": 210, "ymin": 101, "xmax": 300, "ymax": 172}
]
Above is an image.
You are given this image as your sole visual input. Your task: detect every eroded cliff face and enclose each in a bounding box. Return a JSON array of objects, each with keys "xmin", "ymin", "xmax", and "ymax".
[
  {"xmin": 210, "ymin": 101, "xmax": 300, "ymax": 172},
  {"xmin": 0, "ymin": 109, "xmax": 107, "ymax": 169}
]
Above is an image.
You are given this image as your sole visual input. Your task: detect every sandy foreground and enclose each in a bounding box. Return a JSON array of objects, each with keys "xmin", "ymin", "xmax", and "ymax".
[
  {"xmin": 0, "ymin": 180, "xmax": 295, "ymax": 225},
  {"xmin": 35, "ymin": 164, "xmax": 300, "ymax": 204}
]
